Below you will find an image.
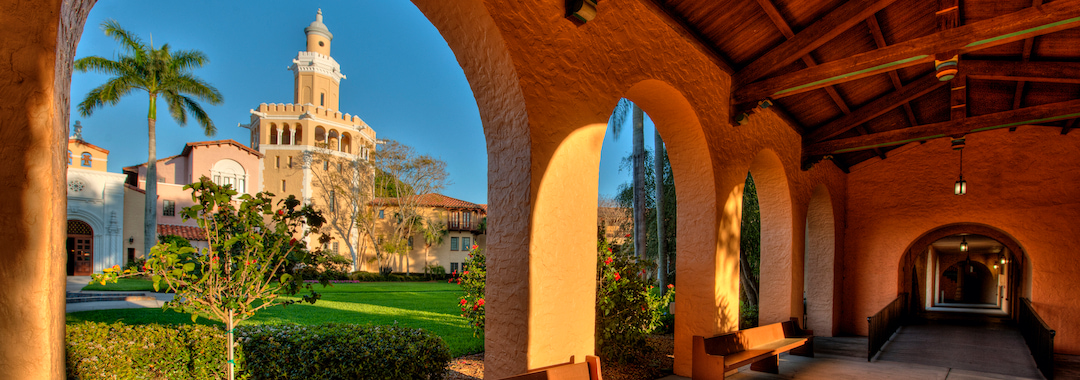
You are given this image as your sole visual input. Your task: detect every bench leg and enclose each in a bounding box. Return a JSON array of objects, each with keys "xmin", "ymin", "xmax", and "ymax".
[
  {"xmin": 790, "ymin": 338, "xmax": 814, "ymax": 358},
  {"xmin": 749, "ymin": 355, "xmax": 779, "ymax": 374}
]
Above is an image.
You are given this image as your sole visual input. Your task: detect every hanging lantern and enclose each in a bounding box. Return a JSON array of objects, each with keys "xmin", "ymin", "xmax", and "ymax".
[
  {"xmin": 953, "ymin": 139, "xmax": 967, "ymax": 195},
  {"xmin": 935, "ymin": 54, "xmax": 959, "ymax": 81},
  {"xmin": 955, "ymin": 176, "xmax": 967, "ymax": 195},
  {"xmin": 960, "ymin": 237, "xmax": 968, "ymax": 252}
]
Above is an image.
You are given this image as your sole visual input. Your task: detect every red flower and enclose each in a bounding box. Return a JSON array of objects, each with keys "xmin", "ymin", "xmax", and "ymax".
[
  {"xmin": 448, "ymin": 279, "xmax": 452, "ymax": 283},
  {"xmin": 457, "ymin": 280, "xmax": 462, "ymax": 285},
  {"xmin": 460, "ymin": 299, "xmax": 467, "ymax": 305},
  {"xmin": 463, "ymin": 271, "xmax": 469, "ymax": 275},
  {"xmin": 607, "ymin": 247, "xmax": 612, "ymax": 252},
  {"xmin": 477, "ymin": 299, "xmax": 485, "ymax": 307},
  {"xmin": 667, "ymin": 284, "xmax": 674, "ymax": 289},
  {"xmin": 290, "ymin": 238, "xmax": 298, "ymax": 246},
  {"xmin": 604, "ymin": 257, "xmax": 613, "ymax": 265},
  {"xmin": 473, "ymin": 304, "xmax": 479, "ymax": 311},
  {"xmin": 462, "ymin": 307, "xmax": 466, "ymax": 312},
  {"xmin": 625, "ymin": 233, "xmax": 631, "ymax": 237},
  {"xmin": 277, "ymin": 210, "xmax": 284, "ymax": 215},
  {"xmin": 614, "ymin": 272, "xmax": 621, "ymax": 281}
]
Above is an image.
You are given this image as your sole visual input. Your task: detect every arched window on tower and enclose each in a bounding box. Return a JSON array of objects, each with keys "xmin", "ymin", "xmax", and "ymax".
[
  {"xmin": 315, "ymin": 126, "xmax": 326, "ymax": 147},
  {"xmin": 320, "ymin": 93, "xmax": 325, "ymax": 107},
  {"xmin": 80, "ymin": 152, "xmax": 92, "ymax": 167},
  {"xmin": 282, "ymin": 125, "xmax": 292, "ymax": 145},
  {"xmin": 270, "ymin": 124, "xmax": 279, "ymax": 145},
  {"xmin": 341, "ymin": 133, "xmax": 352, "ymax": 154},
  {"xmin": 294, "ymin": 125, "xmax": 303, "ymax": 145}
]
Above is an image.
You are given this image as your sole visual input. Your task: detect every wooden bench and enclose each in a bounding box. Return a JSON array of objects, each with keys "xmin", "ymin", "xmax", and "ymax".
[
  {"xmin": 498, "ymin": 355, "xmax": 603, "ymax": 380},
  {"xmin": 692, "ymin": 318, "xmax": 814, "ymax": 379}
]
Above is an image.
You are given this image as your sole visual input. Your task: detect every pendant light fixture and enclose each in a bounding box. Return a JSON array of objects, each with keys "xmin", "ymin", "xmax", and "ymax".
[
  {"xmin": 960, "ymin": 236, "xmax": 969, "ymax": 252},
  {"xmin": 953, "ymin": 138, "xmax": 967, "ymax": 195}
]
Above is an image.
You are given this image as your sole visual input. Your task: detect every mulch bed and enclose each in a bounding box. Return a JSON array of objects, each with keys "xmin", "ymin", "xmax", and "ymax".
[{"xmin": 444, "ymin": 334, "xmax": 675, "ymax": 380}]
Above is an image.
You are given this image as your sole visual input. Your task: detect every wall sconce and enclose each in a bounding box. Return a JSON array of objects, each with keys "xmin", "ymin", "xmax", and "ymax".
[
  {"xmin": 567, "ymin": 0, "xmax": 598, "ymax": 23},
  {"xmin": 959, "ymin": 236, "xmax": 968, "ymax": 252},
  {"xmin": 128, "ymin": 236, "xmax": 135, "ymax": 244}
]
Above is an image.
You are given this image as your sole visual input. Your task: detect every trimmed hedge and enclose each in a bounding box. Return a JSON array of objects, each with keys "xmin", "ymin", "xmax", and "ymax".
[
  {"xmin": 349, "ymin": 271, "xmax": 442, "ymax": 282},
  {"xmin": 238, "ymin": 323, "xmax": 451, "ymax": 380},
  {"xmin": 66, "ymin": 322, "xmax": 451, "ymax": 380},
  {"xmin": 67, "ymin": 322, "xmax": 234, "ymax": 380}
]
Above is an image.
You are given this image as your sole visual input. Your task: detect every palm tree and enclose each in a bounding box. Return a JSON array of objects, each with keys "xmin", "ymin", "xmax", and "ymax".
[
  {"xmin": 609, "ymin": 99, "xmax": 646, "ymax": 263},
  {"xmin": 75, "ymin": 20, "xmax": 223, "ymax": 258},
  {"xmin": 421, "ymin": 218, "xmax": 448, "ymax": 277}
]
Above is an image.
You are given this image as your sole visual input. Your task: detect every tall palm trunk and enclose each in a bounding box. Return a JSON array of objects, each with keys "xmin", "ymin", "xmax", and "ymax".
[
  {"xmin": 145, "ymin": 95, "xmax": 158, "ymax": 257},
  {"xmin": 654, "ymin": 131, "xmax": 667, "ymax": 291},
  {"xmin": 632, "ymin": 106, "xmax": 646, "ymax": 262}
]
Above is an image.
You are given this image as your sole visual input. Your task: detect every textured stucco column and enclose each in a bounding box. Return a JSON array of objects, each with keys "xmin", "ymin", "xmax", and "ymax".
[{"xmin": 0, "ymin": 0, "xmax": 94, "ymax": 377}]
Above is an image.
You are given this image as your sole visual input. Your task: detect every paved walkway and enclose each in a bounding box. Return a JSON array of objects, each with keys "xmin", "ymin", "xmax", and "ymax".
[
  {"xmin": 660, "ymin": 310, "xmax": 1051, "ymax": 380},
  {"xmin": 66, "ymin": 276, "xmax": 174, "ymax": 313}
]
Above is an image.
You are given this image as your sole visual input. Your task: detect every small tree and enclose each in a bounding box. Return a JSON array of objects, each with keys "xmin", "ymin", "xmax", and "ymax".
[
  {"xmin": 421, "ymin": 217, "xmax": 448, "ymax": 277},
  {"xmin": 93, "ymin": 177, "xmax": 328, "ymax": 380},
  {"xmin": 456, "ymin": 243, "xmax": 486, "ymax": 337},
  {"xmin": 305, "ymin": 144, "xmax": 375, "ymax": 271},
  {"xmin": 363, "ymin": 140, "xmax": 449, "ymax": 274}
]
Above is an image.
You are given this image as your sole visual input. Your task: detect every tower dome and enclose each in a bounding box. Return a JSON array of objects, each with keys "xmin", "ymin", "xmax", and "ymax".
[{"xmin": 304, "ymin": 9, "xmax": 333, "ymax": 40}]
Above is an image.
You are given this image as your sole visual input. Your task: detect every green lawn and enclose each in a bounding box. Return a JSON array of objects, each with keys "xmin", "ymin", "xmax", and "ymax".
[{"xmin": 66, "ymin": 282, "xmax": 483, "ymax": 356}]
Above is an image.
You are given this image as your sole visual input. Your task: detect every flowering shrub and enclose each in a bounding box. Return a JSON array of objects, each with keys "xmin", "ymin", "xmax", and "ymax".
[
  {"xmin": 457, "ymin": 245, "xmax": 486, "ymax": 337},
  {"xmin": 596, "ymin": 238, "xmax": 674, "ymax": 362}
]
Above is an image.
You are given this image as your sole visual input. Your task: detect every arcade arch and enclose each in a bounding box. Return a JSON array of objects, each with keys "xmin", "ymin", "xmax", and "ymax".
[
  {"xmin": 747, "ymin": 149, "xmax": 796, "ymax": 326},
  {"xmin": 804, "ymin": 185, "xmax": 837, "ymax": 335}
]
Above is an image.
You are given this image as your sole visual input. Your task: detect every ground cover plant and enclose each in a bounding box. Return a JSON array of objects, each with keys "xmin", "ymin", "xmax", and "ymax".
[{"xmin": 66, "ymin": 282, "xmax": 483, "ymax": 357}]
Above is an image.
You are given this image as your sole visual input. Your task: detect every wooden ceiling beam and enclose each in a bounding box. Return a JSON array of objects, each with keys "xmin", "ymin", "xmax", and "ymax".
[
  {"xmin": 636, "ymin": 0, "xmax": 735, "ymax": 73},
  {"xmin": 737, "ymin": 0, "xmax": 900, "ymax": 86},
  {"xmin": 1014, "ymin": 0, "xmax": 1044, "ymax": 111},
  {"xmin": 808, "ymin": 73, "xmax": 946, "ymax": 142},
  {"xmin": 867, "ymin": 14, "xmax": 922, "ymax": 128},
  {"xmin": 965, "ymin": 60, "xmax": 1080, "ymax": 84},
  {"xmin": 805, "ymin": 98, "xmax": 1080, "ymax": 155},
  {"xmin": 1062, "ymin": 118, "xmax": 1077, "ymax": 135},
  {"xmin": 733, "ymin": 0, "xmax": 1080, "ymax": 104}
]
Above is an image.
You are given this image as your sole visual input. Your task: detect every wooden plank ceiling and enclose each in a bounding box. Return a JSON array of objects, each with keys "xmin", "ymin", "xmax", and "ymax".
[{"xmin": 643, "ymin": 0, "xmax": 1080, "ymax": 170}]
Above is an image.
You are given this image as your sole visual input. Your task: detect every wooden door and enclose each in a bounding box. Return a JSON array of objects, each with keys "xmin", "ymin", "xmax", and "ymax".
[{"xmin": 72, "ymin": 235, "xmax": 93, "ymax": 276}]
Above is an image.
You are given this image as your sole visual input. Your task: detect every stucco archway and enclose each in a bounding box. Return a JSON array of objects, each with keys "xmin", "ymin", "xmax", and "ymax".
[
  {"xmin": 898, "ymin": 223, "xmax": 1029, "ymax": 318},
  {"xmin": 804, "ymin": 184, "xmax": 837, "ymax": 336},
  {"xmin": 748, "ymin": 149, "xmax": 795, "ymax": 326}
]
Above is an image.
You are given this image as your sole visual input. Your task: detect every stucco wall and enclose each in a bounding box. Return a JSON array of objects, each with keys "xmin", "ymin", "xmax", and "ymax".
[{"xmin": 843, "ymin": 127, "xmax": 1080, "ymax": 354}]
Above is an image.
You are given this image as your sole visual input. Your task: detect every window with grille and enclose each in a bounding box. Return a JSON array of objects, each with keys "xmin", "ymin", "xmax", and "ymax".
[
  {"xmin": 451, "ymin": 237, "xmax": 459, "ymax": 251},
  {"xmin": 163, "ymin": 200, "xmax": 176, "ymax": 216}
]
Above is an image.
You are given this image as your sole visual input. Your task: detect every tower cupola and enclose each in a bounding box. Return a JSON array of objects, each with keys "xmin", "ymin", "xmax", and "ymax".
[{"xmin": 305, "ymin": 9, "xmax": 333, "ymax": 56}]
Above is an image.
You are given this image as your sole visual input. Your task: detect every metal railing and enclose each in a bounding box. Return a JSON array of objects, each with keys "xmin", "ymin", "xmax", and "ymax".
[
  {"xmin": 1019, "ymin": 298, "xmax": 1055, "ymax": 379},
  {"xmin": 868, "ymin": 293, "xmax": 908, "ymax": 361}
]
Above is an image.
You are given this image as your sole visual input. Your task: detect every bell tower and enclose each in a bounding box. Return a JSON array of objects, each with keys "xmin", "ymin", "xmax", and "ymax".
[{"xmin": 290, "ymin": 9, "xmax": 345, "ymax": 110}]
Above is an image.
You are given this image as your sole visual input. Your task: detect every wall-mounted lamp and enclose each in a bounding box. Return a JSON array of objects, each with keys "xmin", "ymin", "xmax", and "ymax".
[
  {"xmin": 567, "ymin": 0, "xmax": 598, "ymax": 23},
  {"xmin": 128, "ymin": 236, "xmax": 135, "ymax": 244}
]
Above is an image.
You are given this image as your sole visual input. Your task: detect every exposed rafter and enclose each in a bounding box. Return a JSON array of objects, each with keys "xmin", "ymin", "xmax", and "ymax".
[
  {"xmin": 965, "ymin": 60, "xmax": 1080, "ymax": 84},
  {"xmin": 805, "ymin": 99, "xmax": 1080, "ymax": 155},
  {"xmin": 736, "ymin": 0, "xmax": 900, "ymax": 86},
  {"xmin": 807, "ymin": 73, "xmax": 946, "ymax": 142},
  {"xmin": 637, "ymin": 0, "xmax": 735, "ymax": 74},
  {"xmin": 734, "ymin": 0, "xmax": 1080, "ymax": 104},
  {"xmin": 866, "ymin": 14, "xmax": 920, "ymax": 128},
  {"xmin": 1014, "ymin": 0, "xmax": 1044, "ymax": 110},
  {"xmin": 1063, "ymin": 118, "xmax": 1077, "ymax": 135}
]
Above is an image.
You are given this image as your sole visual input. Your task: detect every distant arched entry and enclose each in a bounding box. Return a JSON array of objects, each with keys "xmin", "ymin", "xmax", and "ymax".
[
  {"xmin": 67, "ymin": 220, "xmax": 94, "ymax": 276},
  {"xmin": 899, "ymin": 223, "xmax": 1029, "ymax": 317}
]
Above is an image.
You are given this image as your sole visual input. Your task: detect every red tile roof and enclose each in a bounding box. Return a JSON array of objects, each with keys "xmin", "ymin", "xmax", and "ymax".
[
  {"xmin": 69, "ymin": 139, "xmax": 110, "ymax": 154},
  {"xmin": 181, "ymin": 139, "xmax": 262, "ymax": 158},
  {"xmin": 372, "ymin": 193, "xmax": 485, "ymax": 212},
  {"xmin": 157, "ymin": 224, "xmax": 207, "ymax": 241}
]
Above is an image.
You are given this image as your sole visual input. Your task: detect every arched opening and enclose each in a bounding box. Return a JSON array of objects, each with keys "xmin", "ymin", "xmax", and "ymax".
[
  {"xmin": 282, "ymin": 124, "xmax": 292, "ymax": 145},
  {"xmin": 314, "ymin": 126, "xmax": 326, "ymax": 146},
  {"xmin": 341, "ymin": 132, "xmax": 352, "ymax": 154},
  {"xmin": 294, "ymin": 125, "xmax": 302, "ymax": 144},
  {"xmin": 328, "ymin": 129, "xmax": 340, "ymax": 151},
  {"xmin": 747, "ymin": 149, "xmax": 795, "ymax": 326},
  {"xmin": 66, "ymin": 219, "xmax": 94, "ymax": 276},
  {"xmin": 739, "ymin": 172, "xmax": 760, "ymax": 329},
  {"xmin": 804, "ymin": 184, "xmax": 837, "ymax": 335},
  {"xmin": 899, "ymin": 224, "xmax": 1029, "ymax": 318},
  {"xmin": 269, "ymin": 124, "xmax": 279, "ymax": 145},
  {"xmin": 211, "ymin": 159, "xmax": 247, "ymax": 194}
]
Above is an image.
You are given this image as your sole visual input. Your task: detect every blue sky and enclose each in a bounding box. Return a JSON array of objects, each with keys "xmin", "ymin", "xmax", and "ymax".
[{"xmin": 71, "ymin": 0, "xmax": 657, "ymax": 204}]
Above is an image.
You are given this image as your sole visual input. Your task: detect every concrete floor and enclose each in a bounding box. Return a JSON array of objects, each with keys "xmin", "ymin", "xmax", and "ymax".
[{"xmin": 659, "ymin": 310, "xmax": 1061, "ymax": 380}]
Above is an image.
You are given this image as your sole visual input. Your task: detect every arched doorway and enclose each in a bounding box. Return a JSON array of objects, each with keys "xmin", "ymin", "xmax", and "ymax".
[
  {"xmin": 67, "ymin": 220, "xmax": 94, "ymax": 276},
  {"xmin": 898, "ymin": 223, "xmax": 1029, "ymax": 318}
]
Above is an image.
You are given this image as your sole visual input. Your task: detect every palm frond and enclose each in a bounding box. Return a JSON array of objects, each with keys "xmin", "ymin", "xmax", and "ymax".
[
  {"xmin": 181, "ymin": 95, "xmax": 217, "ymax": 136},
  {"xmin": 163, "ymin": 92, "xmax": 189, "ymax": 126},
  {"xmin": 608, "ymin": 98, "xmax": 633, "ymax": 140},
  {"xmin": 169, "ymin": 49, "xmax": 210, "ymax": 71},
  {"xmin": 77, "ymin": 76, "xmax": 138, "ymax": 117},
  {"xmin": 73, "ymin": 56, "xmax": 128, "ymax": 75},
  {"xmin": 101, "ymin": 19, "xmax": 146, "ymax": 61},
  {"xmin": 168, "ymin": 73, "xmax": 223, "ymax": 104}
]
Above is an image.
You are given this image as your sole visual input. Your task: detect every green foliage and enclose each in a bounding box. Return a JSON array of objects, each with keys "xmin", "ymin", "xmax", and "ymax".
[
  {"xmin": 92, "ymin": 177, "xmax": 328, "ymax": 379},
  {"xmin": 159, "ymin": 234, "xmax": 193, "ymax": 249},
  {"xmin": 67, "ymin": 322, "xmax": 238, "ymax": 380},
  {"xmin": 66, "ymin": 321, "xmax": 452, "ymax": 380},
  {"xmin": 80, "ymin": 278, "xmax": 159, "ymax": 292},
  {"xmin": 740, "ymin": 173, "xmax": 761, "ymax": 329},
  {"xmin": 456, "ymin": 245, "xmax": 486, "ymax": 338},
  {"xmin": 595, "ymin": 237, "xmax": 674, "ymax": 362},
  {"xmin": 238, "ymin": 323, "xmax": 451, "ymax": 380},
  {"xmin": 614, "ymin": 147, "xmax": 677, "ymax": 285}
]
